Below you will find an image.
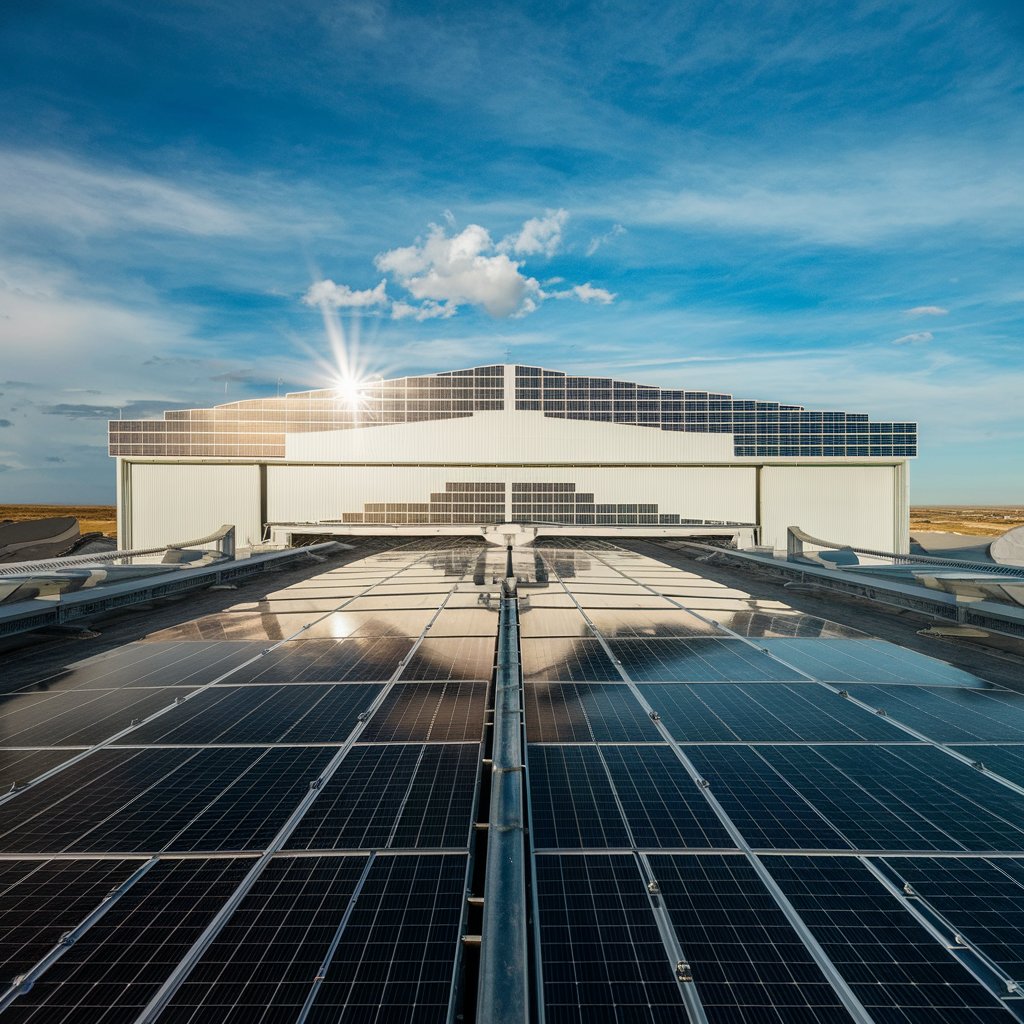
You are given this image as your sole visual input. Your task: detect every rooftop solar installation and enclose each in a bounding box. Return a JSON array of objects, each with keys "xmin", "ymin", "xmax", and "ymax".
[{"xmin": 2, "ymin": 537, "xmax": 1023, "ymax": 1023}]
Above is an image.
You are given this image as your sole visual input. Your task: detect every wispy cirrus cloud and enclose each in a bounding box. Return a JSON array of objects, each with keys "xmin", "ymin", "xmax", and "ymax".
[
  {"xmin": 905, "ymin": 305, "xmax": 949, "ymax": 316},
  {"xmin": 892, "ymin": 331, "xmax": 934, "ymax": 345}
]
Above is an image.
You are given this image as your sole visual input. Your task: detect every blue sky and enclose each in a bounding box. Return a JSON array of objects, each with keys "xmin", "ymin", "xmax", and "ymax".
[{"xmin": 0, "ymin": 0, "xmax": 1021, "ymax": 503}]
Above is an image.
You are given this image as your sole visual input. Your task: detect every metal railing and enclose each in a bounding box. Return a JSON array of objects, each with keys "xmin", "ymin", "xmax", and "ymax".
[{"xmin": 0, "ymin": 525, "xmax": 236, "ymax": 576}]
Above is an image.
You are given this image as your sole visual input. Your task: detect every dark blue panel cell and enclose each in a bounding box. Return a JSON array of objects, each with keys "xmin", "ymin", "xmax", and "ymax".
[
  {"xmin": 610, "ymin": 639, "xmax": 803, "ymax": 682},
  {"xmin": 286, "ymin": 743, "xmax": 479, "ymax": 850},
  {"xmin": 768, "ymin": 856, "xmax": 1012, "ymax": 1022},
  {"xmin": 534, "ymin": 854, "xmax": 687, "ymax": 1024},
  {"xmin": 878, "ymin": 856, "xmax": 1024, "ymax": 978},
  {"xmin": 0, "ymin": 746, "xmax": 336, "ymax": 854},
  {"xmin": 847, "ymin": 684, "xmax": 1024, "ymax": 742},
  {"xmin": 648, "ymin": 854, "xmax": 853, "ymax": 1023},
  {"xmin": 951, "ymin": 746, "xmax": 1024, "ymax": 788},
  {"xmin": 0, "ymin": 858, "xmax": 140, "ymax": 984},
  {"xmin": 304, "ymin": 854, "xmax": 466, "ymax": 1024},
  {"xmin": 528, "ymin": 745, "xmax": 631, "ymax": 849},
  {"xmin": 359, "ymin": 680, "xmax": 487, "ymax": 742},
  {"xmin": 0, "ymin": 688, "xmax": 197, "ymax": 747},
  {"xmin": 0, "ymin": 857, "xmax": 251, "ymax": 1024},
  {"xmin": 599, "ymin": 746, "xmax": 736, "ymax": 848},
  {"xmin": 684, "ymin": 746, "xmax": 852, "ymax": 850},
  {"xmin": 0, "ymin": 749, "xmax": 76, "ymax": 791},
  {"xmin": 155, "ymin": 856, "xmax": 368, "ymax": 1024},
  {"xmin": 525, "ymin": 682, "xmax": 662, "ymax": 742},
  {"xmin": 128, "ymin": 683, "xmax": 381, "ymax": 744},
  {"xmin": 760, "ymin": 745, "xmax": 1024, "ymax": 853}
]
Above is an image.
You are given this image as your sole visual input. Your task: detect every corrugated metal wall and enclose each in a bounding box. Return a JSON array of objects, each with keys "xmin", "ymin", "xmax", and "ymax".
[
  {"xmin": 127, "ymin": 463, "xmax": 262, "ymax": 548},
  {"xmin": 760, "ymin": 465, "xmax": 898, "ymax": 553},
  {"xmin": 265, "ymin": 465, "xmax": 757, "ymax": 525}
]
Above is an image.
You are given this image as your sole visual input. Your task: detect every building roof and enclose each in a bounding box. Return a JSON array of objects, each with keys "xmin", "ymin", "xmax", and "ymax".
[
  {"xmin": 109, "ymin": 363, "xmax": 917, "ymax": 460},
  {"xmin": 1, "ymin": 537, "xmax": 1021, "ymax": 1022}
]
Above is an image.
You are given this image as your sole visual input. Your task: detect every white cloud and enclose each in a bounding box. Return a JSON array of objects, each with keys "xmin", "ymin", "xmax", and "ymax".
[
  {"xmin": 376, "ymin": 223, "xmax": 541, "ymax": 318},
  {"xmin": 499, "ymin": 208, "xmax": 568, "ymax": 257},
  {"xmin": 0, "ymin": 150, "xmax": 247, "ymax": 237},
  {"xmin": 303, "ymin": 278, "xmax": 388, "ymax": 308},
  {"xmin": 905, "ymin": 305, "xmax": 949, "ymax": 316},
  {"xmin": 892, "ymin": 331, "xmax": 934, "ymax": 345},
  {"xmin": 570, "ymin": 282, "xmax": 615, "ymax": 304},
  {"xmin": 586, "ymin": 223, "xmax": 625, "ymax": 256},
  {"xmin": 391, "ymin": 299, "xmax": 456, "ymax": 321}
]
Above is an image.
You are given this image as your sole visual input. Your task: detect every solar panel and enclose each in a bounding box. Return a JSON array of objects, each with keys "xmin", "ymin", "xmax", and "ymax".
[
  {"xmin": 8, "ymin": 641, "xmax": 264, "ymax": 695},
  {"xmin": 585, "ymin": 609, "xmax": 725, "ymax": 639},
  {"xmin": 683, "ymin": 745, "xmax": 852, "ymax": 850},
  {"xmin": 846, "ymin": 684, "xmax": 1024, "ymax": 742},
  {"xmin": 599, "ymin": 745, "xmax": 736, "ymax": 849},
  {"xmin": 520, "ymin": 638, "xmax": 622, "ymax": 682},
  {"xmin": 155, "ymin": 855, "xmax": 368, "ymax": 1023},
  {"xmin": 756, "ymin": 744, "xmax": 1024, "ymax": 852},
  {"xmin": 225, "ymin": 638, "xmax": 414, "ymax": 684},
  {"xmin": 638, "ymin": 683, "xmax": 899, "ymax": 742},
  {"xmin": 534, "ymin": 854, "xmax": 688, "ymax": 1022},
  {"xmin": 398, "ymin": 636, "xmax": 496, "ymax": 681},
  {"xmin": 0, "ymin": 858, "xmax": 140, "ymax": 984},
  {"xmin": 301, "ymin": 854, "xmax": 467, "ymax": 1023},
  {"xmin": 608, "ymin": 638, "xmax": 805, "ymax": 682},
  {"xmin": 127, "ymin": 683, "xmax": 382, "ymax": 745},
  {"xmin": 0, "ymin": 749, "xmax": 76, "ymax": 791},
  {"xmin": 358, "ymin": 681, "xmax": 487, "ymax": 742},
  {"xmin": 0, "ymin": 857, "xmax": 251, "ymax": 1023},
  {"xmin": 285, "ymin": 743, "xmax": 479, "ymax": 850},
  {"xmin": 762, "ymin": 638, "xmax": 988, "ymax": 686},
  {"xmin": 876, "ymin": 856, "xmax": 1024, "ymax": 977},
  {"xmin": 0, "ymin": 746, "xmax": 336, "ymax": 854},
  {"xmin": 767, "ymin": 856, "xmax": 1012, "ymax": 1021},
  {"xmin": 528, "ymin": 745, "xmax": 632, "ymax": 848},
  {"xmin": 524, "ymin": 682, "xmax": 663, "ymax": 742},
  {"xmin": 647, "ymin": 853, "xmax": 852, "ymax": 1022},
  {"xmin": 950, "ymin": 745, "xmax": 1024, "ymax": 788}
]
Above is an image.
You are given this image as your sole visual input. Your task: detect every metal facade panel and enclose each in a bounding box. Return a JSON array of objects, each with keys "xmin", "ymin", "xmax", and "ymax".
[
  {"xmin": 266, "ymin": 465, "xmax": 757, "ymax": 525},
  {"xmin": 127, "ymin": 463, "xmax": 261, "ymax": 548},
  {"xmin": 760, "ymin": 464, "xmax": 898, "ymax": 553}
]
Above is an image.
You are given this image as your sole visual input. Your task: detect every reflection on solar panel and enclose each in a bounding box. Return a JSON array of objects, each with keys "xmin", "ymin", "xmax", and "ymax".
[{"xmin": 3, "ymin": 537, "xmax": 1023, "ymax": 1023}]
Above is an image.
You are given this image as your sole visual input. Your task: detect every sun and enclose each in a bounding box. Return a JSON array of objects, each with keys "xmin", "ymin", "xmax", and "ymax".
[{"xmin": 334, "ymin": 375, "xmax": 368, "ymax": 409}]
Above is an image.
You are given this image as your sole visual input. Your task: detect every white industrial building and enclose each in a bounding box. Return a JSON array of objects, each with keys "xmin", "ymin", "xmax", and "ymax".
[{"xmin": 109, "ymin": 364, "xmax": 916, "ymax": 553}]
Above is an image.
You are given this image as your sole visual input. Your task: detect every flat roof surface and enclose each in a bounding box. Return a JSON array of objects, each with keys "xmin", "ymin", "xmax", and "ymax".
[{"xmin": 1, "ymin": 537, "xmax": 1023, "ymax": 1022}]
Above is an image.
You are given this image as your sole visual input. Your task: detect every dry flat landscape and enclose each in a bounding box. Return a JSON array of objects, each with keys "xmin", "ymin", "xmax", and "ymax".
[
  {"xmin": 910, "ymin": 506, "xmax": 1024, "ymax": 538},
  {"xmin": 0, "ymin": 504, "xmax": 118, "ymax": 538}
]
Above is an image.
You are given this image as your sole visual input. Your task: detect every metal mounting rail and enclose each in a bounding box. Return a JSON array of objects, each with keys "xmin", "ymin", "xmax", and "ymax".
[
  {"xmin": 476, "ymin": 583, "xmax": 530, "ymax": 1024},
  {"xmin": 787, "ymin": 525, "xmax": 1024, "ymax": 578}
]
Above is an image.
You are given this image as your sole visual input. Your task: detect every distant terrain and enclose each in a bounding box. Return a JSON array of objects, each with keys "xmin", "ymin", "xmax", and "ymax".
[
  {"xmin": 0, "ymin": 504, "xmax": 1020, "ymax": 544},
  {"xmin": 0, "ymin": 504, "xmax": 117, "ymax": 538},
  {"xmin": 910, "ymin": 506, "xmax": 1024, "ymax": 538}
]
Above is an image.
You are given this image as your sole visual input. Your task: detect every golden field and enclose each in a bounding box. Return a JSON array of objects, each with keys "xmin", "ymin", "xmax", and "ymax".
[
  {"xmin": 910, "ymin": 506, "xmax": 1024, "ymax": 538},
  {"xmin": 0, "ymin": 504, "xmax": 118, "ymax": 538}
]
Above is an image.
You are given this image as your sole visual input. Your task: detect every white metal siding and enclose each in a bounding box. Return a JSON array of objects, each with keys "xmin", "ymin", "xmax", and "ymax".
[
  {"xmin": 127, "ymin": 463, "xmax": 261, "ymax": 548},
  {"xmin": 266, "ymin": 465, "xmax": 756, "ymax": 525},
  {"xmin": 760, "ymin": 465, "xmax": 897, "ymax": 553}
]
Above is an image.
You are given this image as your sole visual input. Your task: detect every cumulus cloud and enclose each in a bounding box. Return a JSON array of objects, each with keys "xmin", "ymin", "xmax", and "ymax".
[
  {"xmin": 892, "ymin": 331, "xmax": 934, "ymax": 345},
  {"xmin": 303, "ymin": 278, "xmax": 388, "ymax": 309},
  {"xmin": 904, "ymin": 305, "xmax": 949, "ymax": 316},
  {"xmin": 499, "ymin": 209, "xmax": 568, "ymax": 257},
  {"xmin": 305, "ymin": 213, "xmax": 614, "ymax": 320}
]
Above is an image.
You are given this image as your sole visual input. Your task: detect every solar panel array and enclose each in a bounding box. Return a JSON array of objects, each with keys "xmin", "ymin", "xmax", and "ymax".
[{"xmin": 2, "ymin": 537, "xmax": 1023, "ymax": 1023}]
